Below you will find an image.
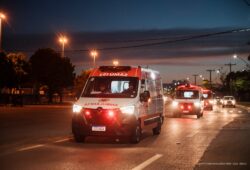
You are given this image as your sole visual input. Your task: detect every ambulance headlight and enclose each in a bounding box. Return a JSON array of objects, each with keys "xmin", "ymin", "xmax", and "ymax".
[
  {"xmin": 73, "ymin": 104, "xmax": 82, "ymax": 113},
  {"xmin": 172, "ymin": 101, "xmax": 178, "ymax": 107},
  {"xmin": 194, "ymin": 102, "xmax": 201, "ymax": 107},
  {"xmin": 120, "ymin": 106, "xmax": 135, "ymax": 115}
]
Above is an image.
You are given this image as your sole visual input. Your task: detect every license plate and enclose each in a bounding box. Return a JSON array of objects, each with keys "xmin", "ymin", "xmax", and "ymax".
[
  {"xmin": 183, "ymin": 110, "xmax": 189, "ymax": 113},
  {"xmin": 92, "ymin": 126, "xmax": 106, "ymax": 132}
]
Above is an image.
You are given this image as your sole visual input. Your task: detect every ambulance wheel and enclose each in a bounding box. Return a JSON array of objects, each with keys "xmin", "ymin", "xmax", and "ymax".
[
  {"xmin": 73, "ymin": 131, "xmax": 86, "ymax": 143},
  {"xmin": 197, "ymin": 113, "xmax": 201, "ymax": 119},
  {"xmin": 153, "ymin": 116, "xmax": 163, "ymax": 135},
  {"xmin": 130, "ymin": 122, "xmax": 141, "ymax": 144},
  {"xmin": 72, "ymin": 122, "xmax": 86, "ymax": 143}
]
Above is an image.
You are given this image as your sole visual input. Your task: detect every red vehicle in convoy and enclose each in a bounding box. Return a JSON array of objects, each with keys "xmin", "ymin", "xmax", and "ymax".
[
  {"xmin": 172, "ymin": 84, "xmax": 204, "ymax": 119},
  {"xmin": 202, "ymin": 89, "xmax": 214, "ymax": 111}
]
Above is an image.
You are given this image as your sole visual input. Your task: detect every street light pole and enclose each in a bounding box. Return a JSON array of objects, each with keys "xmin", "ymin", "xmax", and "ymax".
[
  {"xmin": 90, "ymin": 50, "xmax": 98, "ymax": 68},
  {"xmin": 192, "ymin": 74, "xmax": 198, "ymax": 85},
  {"xmin": 225, "ymin": 62, "xmax": 236, "ymax": 95},
  {"xmin": 113, "ymin": 59, "xmax": 119, "ymax": 66},
  {"xmin": 0, "ymin": 12, "xmax": 6, "ymax": 52},
  {"xmin": 206, "ymin": 69, "xmax": 215, "ymax": 88},
  {"xmin": 59, "ymin": 36, "xmax": 68, "ymax": 58},
  {"xmin": 233, "ymin": 54, "xmax": 250, "ymax": 68}
]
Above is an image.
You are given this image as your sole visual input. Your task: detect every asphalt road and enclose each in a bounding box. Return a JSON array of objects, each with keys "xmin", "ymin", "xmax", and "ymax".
[{"xmin": 0, "ymin": 104, "xmax": 249, "ymax": 170}]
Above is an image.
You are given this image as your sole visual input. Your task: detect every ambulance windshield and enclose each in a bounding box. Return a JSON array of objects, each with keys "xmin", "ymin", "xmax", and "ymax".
[
  {"xmin": 176, "ymin": 90, "xmax": 199, "ymax": 99},
  {"xmin": 82, "ymin": 77, "xmax": 138, "ymax": 98}
]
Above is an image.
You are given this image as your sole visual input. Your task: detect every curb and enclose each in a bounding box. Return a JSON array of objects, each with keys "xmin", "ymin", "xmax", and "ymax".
[{"xmin": 236, "ymin": 104, "xmax": 250, "ymax": 112}]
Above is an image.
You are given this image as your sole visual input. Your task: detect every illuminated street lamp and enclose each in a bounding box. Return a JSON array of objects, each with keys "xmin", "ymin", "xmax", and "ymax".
[
  {"xmin": 113, "ymin": 60, "xmax": 119, "ymax": 66},
  {"xmin": 58, "ymin": 36, "xmax": 68, "ymax": 57},
  {"xmin": 233, "ymin": 54, "xmax": 250, "ymax": 68},
  {"xmin": 90, "ymin": 50, "xmax": 98, "ymax": 67},
  {"xmin": 0, "ymin": 12, "xmax": 6, "ymax": 51}
]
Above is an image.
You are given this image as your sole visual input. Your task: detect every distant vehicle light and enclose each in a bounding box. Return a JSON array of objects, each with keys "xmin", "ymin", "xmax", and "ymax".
[
  {"xmin": 73, "ymin": 104, "xmax": 82, "ymax": 113},
  {"xmin": 120, "ymin": 106, "xmax": 135, "ymax": 115},
  {"xmin": 172, "ymin": 101, "xmax": 178, "ymax": 107},
  {"xmin": 194, "ymin": 102, "xmax": 201, "ymax": 107},
  {"xmin": 209, "ymin": 100, "xmax": 214, "ymax": 104},
  {"xmin": 188, "ymin": 105, "xmax": 192, "ymax": 110}
]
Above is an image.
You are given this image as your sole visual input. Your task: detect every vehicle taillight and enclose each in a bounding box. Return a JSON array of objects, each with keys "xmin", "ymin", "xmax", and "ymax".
[
  {"xmin": 188, "ymin": 105, "xmax": 192, "ymax": 110},
  {"xmin": 84, "ymin": 110, "xmax": 91, "ymax": 117},
  {"xmin": 180, "ymin": 105, "xmax": 184, "ymax": 109},
  {"xmin": 107, "ymin": 110, "xmax": 115, "ymax": 118}
]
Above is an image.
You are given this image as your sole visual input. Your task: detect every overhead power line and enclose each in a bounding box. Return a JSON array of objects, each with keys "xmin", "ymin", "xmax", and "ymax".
[{"xmin": 6, "ymin": 28, "xmax": 250, "ymax": 53}]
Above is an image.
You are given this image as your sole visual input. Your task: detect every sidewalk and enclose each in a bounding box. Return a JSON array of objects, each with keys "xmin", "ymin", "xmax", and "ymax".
[{"xmin": 237, "ymin": 102, "xmax": 250, "ymax": 112}]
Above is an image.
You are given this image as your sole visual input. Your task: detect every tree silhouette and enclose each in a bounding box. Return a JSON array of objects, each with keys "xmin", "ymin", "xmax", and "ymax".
[
  {"xmin": 74, "ymin": 70, "xmax": 91, "ymax": 98},
  {"xmin": 0, "ymin": 52, "xmax": 15, "ymax": 90},
  {"xmin": 30, "ymin": 48, "xmax": 75, "ymax": 103}
]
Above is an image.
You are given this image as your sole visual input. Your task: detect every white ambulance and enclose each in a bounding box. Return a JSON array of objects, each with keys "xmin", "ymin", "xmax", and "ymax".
[
  {"xmin": 72, "ymin": 66, "xmax": 164, "ymax": 143},
  {"xmin": 172, "ymin": 84, "xmax": 204, "ymax": 119}
]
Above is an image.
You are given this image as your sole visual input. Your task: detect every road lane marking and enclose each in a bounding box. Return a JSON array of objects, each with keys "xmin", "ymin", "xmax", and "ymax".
[
  {"xmin": 18, "ymin": 144, "xmax": 44, "ymax": 152},
  {"xmin": 54, "ymin": 137, "xmax": 72, "ymax": 143},
  {"xmin": 132, "ymin": 154, "xmax": 163, "ymax": 170},
  {"xmin": 186, "ymin": 131, "xmax": 199, "ymax": 138}
]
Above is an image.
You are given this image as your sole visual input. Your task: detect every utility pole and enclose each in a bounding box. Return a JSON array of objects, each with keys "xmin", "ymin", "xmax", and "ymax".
[
  {"xmin": 225, "ymin": 63, "xmax": 236, "ymax": 95},
  {"xmin": 225, "ymin": 63, "xmax": 236, "ymax": 73},
  {"xmin": 192, "ymin": 74, "xmax": 198, "ymax": 85},
  {"xmin": 206, "ymin": 69, "xmax": 215, "ymax": 88}
]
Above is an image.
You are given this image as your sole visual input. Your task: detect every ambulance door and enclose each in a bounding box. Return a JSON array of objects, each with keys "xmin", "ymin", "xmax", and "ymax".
[{"xmin": 155, "ymin": 76, "xmax": 164, "ymax": 115}]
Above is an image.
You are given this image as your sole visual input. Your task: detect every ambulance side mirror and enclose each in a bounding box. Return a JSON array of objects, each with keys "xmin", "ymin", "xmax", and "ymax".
[{"xmin": 140, "ymin": 91, "xmax": 150, "ymax": 102}]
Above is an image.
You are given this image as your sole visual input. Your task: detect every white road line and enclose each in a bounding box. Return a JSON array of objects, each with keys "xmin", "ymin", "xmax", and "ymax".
[
  {"xmin": 18, "ymin": 144, "xmax": 44, "ymax": 152},
  {"xmin": 186, "ymin": 131, "xmax": 199, "ymax": 138},
  {"xmin": 54, "ymin": 137, "xmax": 72, "ymax": 143},
  {"xmin": 132, "ymin": 154, "xmax": 163, "ymax": 170}
]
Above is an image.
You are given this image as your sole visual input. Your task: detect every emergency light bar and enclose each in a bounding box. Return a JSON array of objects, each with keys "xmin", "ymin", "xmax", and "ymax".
[{"xmin": 99, "ymin": 66, "xmax": 131, "ymax": 72}]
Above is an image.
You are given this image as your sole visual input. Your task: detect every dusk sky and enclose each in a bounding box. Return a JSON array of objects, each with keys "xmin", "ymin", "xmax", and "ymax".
[{"xmin": 1, "ymin": 0, "xmax": 250, "ymax": 83}]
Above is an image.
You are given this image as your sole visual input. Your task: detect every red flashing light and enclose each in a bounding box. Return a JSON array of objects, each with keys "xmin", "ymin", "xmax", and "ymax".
[
  {"xmin": 107, "ymin": 110, "xmax": 115, "ymax": 118},
  {"xmin": 84, "ymin": 110, "xmax": 91, "ymax": 116}
]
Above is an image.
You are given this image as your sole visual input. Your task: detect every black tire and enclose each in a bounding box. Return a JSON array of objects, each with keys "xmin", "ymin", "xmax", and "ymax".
[
  {"xmin": 152, "ymin": 116, "xmax": 163, "ymax": 135},
  {"xmin": 72, "ymin": 121, "xmax": 86, "ymax": 143},
  {"xmin": 73, "ymin": 131, "xmax": 86, "ymax": 143},
  {"xmin": 197, "ymin": 114, "xmax": 201, "ymax": 119},
  {"xmin": 130, "ymin": 121, "xmax": 141, "ymax": 144}
]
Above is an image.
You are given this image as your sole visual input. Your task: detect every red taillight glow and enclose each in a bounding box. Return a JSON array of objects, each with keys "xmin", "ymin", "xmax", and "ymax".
[
  {"xmin": 188, "ymin": 105, "xmax": 192, "ymax": 110},
  {"xmin": 180, "ymin": 105, "xmax": 184, "ymax": 109},
  {"xmin": 85, "ymin": 110, "xmax": 91, "ymax": 116},
  {"xmin": 107, "ymin": 110, "xmax": 114, "ymax": 118}
]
